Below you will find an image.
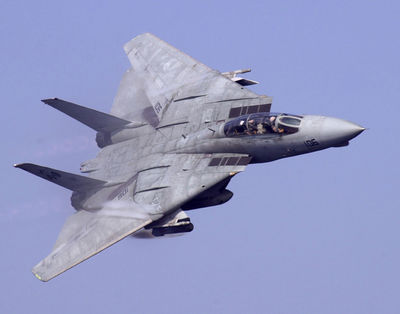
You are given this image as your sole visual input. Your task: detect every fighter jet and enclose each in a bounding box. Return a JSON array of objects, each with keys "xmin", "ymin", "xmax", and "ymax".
[{"xmin": 15, "ymin": 33, "xmax": 364, "ymax": 281}]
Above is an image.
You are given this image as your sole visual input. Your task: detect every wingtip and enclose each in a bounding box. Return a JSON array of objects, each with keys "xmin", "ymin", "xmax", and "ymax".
[
  {"xmin": 32, "ymin": 264, "xmax": 51, "ymax": 282},
  {"xmin": 42, "ymin": 97, "xmax": 62, "ymax": 104},
  {"xmin": 41, "ymin": 98, "xmax": 55, "ymax": 104},
  {"xmin": 32, "ymin": 271, "xmax": 48, "ymax": 282},
  {"xmin": 14, "ymin": 163, "xmax": 31, "ymax": 169},
  {"xmin": 124, "ymin": 33, "xmax": 159, "ymax": 54}
]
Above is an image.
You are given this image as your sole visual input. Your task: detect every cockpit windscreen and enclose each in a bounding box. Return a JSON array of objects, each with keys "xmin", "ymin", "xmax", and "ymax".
[{"xmin": 224, "ymin": 113, "xmax": 302, "ymax": 137}]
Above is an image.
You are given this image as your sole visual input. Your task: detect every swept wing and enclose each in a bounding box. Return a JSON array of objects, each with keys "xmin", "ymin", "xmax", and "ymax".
[
  {"xmin": 112, "ymin": 33, "xmax": 272, "ymax": 128},
  {"xmin": 18, "ymin": 153, "xmax": 251, "ymax": 281},
  {"xmin": 17, "ymin": 33, "xmax": 259, "ymax": 281},
  {"xmin": 32, "ymin": 206, "xmax": 153, "ymax": 281}
]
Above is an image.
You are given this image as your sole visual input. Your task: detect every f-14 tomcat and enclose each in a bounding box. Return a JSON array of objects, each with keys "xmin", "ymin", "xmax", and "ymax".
[{"xmin": 15, "ymin": 33, "xmax": 364, "ymax": 281}]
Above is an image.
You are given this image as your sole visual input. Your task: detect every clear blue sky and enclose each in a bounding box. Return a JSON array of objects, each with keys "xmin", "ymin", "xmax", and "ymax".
[{"xmin": 1, "ymin": 1, "xmax": 399, "ymax": 313}]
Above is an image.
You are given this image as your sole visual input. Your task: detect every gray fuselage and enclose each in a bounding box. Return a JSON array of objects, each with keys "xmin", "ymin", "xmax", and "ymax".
[{"xmin": 174, "ymin": 114, "xmax": 365, "ymax": 163}]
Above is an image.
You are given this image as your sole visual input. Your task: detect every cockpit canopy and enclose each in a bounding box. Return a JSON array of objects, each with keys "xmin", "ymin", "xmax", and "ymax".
[{"xmin": 224, "ymin": 112, "xmax": 302, "ymax": 137}]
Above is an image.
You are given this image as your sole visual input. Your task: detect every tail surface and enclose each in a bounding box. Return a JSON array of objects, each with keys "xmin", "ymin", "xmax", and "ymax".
[
  {"xmin": 42, "ymin": 98, "xmax": 134, "ymax": 133},
  {"xmin": 14, "ymin": 163, "xmax": 106, "ymax": 191}
]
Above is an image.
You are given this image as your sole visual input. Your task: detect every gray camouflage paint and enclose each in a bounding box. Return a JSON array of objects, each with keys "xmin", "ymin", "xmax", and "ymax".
[{"xmin": 15, "ymin": 33, "xmax": 364, "ymax": 281}]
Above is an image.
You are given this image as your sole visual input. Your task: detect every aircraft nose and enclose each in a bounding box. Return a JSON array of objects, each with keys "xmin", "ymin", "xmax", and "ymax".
[{"xmin": 320, "ymin": 117, "xmax": 365, "ymax": 145}]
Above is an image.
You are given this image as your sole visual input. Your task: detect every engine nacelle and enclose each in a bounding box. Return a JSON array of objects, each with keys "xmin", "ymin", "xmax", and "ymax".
[
  {"xmin": 182, "ymin": 189, "xmax": 233, "ymax": 210},
  {"xmin": 96, "ymin": 123, "xmax": 148, "ymax": 148},
  {"xmin": 95, "ymin": 131, "xmax": 112, "ymax": 148}
]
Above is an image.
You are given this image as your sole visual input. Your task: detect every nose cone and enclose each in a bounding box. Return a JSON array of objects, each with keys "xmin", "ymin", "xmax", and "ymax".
[{"xmin": 321, "ymin": 117, "xmax": 365, "ymax": 145}]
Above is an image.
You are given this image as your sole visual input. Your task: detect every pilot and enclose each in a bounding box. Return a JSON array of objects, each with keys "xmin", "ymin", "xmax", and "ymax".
[
  {"xmin": 270, "ymin": 116, "xmax": 278, "ymax": 132},
  {"xmin": 269, "ymin": 116, "xmax": 284, "ymax": 133},
  {"xmin": 247, "ymin": 119, "xmax": 257, "ymax": 135},
  {"xmin": 235, "ymin": 120, "xmax": 246, "ymax": 134}
]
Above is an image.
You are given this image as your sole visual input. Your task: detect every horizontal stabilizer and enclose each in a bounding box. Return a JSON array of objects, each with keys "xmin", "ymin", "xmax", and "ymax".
[
  {"xmin": 14, "ymin": 163, "xmax": 106, "ymax": 191},
  {"xmin": 42, "ymin": 98, "xmax": 132, "ymax": 132}
]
